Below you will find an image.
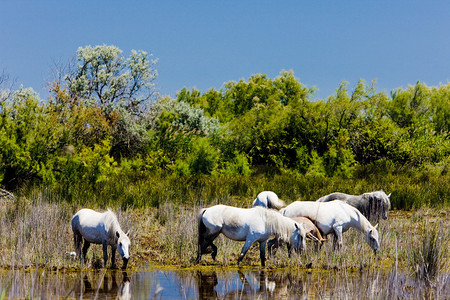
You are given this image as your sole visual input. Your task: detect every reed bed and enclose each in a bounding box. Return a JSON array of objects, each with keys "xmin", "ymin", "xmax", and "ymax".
[{"xmin": 0, "ymin": 193, "xmax": 448, "ymax": 273}]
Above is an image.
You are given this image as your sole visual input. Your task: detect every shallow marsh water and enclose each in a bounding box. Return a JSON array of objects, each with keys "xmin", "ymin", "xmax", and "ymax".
[{"xmin": 1, "ymin": 266, "xmax": 448, "ymax": 299}]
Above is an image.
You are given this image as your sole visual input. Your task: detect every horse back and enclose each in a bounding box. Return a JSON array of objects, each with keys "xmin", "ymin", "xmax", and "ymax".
[
  {"xmin": 72, "ymin": 209, "xmax": 111, "ymax": 244},
  {"xmin": 317, "ymin": 192, "xmax": 350, "ymax": 202},
  {"xmin": 202, "ymin": 205, "xmax": 266, "ymax": 240}
]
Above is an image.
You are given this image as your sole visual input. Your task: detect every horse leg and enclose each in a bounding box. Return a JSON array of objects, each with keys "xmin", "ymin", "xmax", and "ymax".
[
  {"xmin": 206, "ymin": 233, "xmax": 220, "ymax": 260},
  {"xmin": 196, "ymin": 234, "xmax": 218, "ymax": 263},
  {"xmin": 267, "ymin": 237, "xmax": 277, "ymax": 257},
  {"xmin": 332, "ymin": 226, "xmax": 343, "ymax": 251},
  {"xmin": 110, "ymin": 245, "xmax": 117, "ymax": 269},
  {"xmin": 82, "ymin": 240, "xmax": 90, "ymax": 264},
  {"xmin": 102, "ymin": 242, "xmax": 109, "ymax": 268},
  {"xmin": 73, "ymin": 231, "xmax": 82, "ymax": 262},
  {"xmin": 286, "ymin": 242, "xmax": 292, "ymax": 258},
  {"xmin": 210, "ymin": 242, "xmax": 218, "ymax": 260},
  {"xmin": 237, "ymin": 239, "xmax": 255, "ymax": 265},
  {"xmin": 259, "ymin": 240, "xmax": 268, "ymax": 267}
]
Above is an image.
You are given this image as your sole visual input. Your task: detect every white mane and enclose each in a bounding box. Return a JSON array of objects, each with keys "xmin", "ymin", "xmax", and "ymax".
[
  {"xmin": 104, "ymin": 209, "xmax": 123, "ymax": 239},
  {"xmin": 372, "ymin": 190, "xmax": 391, "ymax": 209},
  {"xmin": 257, "ymin": 207, "xmax": 294, "ymax": 242},
  {"xmin": 344, "ymin": 204, "xmax": 373, "ymax": 233}
]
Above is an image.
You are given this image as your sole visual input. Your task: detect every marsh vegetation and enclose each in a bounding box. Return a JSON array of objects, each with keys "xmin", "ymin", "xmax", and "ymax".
[{"xmin": 0, "ymin": 183, "xmax": 448, "ymax": 298}]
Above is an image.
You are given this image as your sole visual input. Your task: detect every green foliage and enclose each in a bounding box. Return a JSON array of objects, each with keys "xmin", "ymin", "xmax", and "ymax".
[
  {"xmin": 1, "ymin": 48, "xmax": 449, "ymax": 212},
  {"xmin": 220, "ymin": 152, "xmax": 252, "ymax": 176},
  {"xmin": 0, "ymin": 88, "xmax": 60, "ymax": 187}
]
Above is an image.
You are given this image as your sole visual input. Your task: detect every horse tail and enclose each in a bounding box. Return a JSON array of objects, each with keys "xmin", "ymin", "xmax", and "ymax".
[
  {"xmin": 195, "ymin": 209, "xmax": 207, "ymax": 263},
  {"xmin": 264, "ymin": 191, "xmax": 285, "ymax": 210},
  {"xmin": 267, "ymin": 197, "xmax": 285, "ymax": 210},
  {"xmin": 71, "ymin": 214, "xmax": 82, "ymax": 258},
  {"xmin": 197, "ymin": 209, "xmax": 207, "ymax": 245}
]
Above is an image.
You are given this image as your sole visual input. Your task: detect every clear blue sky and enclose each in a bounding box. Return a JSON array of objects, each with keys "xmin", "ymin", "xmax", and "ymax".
[{"xmin": 1, "ymin": 1, "xmax": 449, "ymax": 100}]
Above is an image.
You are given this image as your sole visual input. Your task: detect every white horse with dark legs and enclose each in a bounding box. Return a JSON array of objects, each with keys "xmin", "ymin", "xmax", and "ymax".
[
  {"xmin": 71, "ymin": 209, "xmax": 131, "ymax": 269},
  {"xmin": 252, "ymin": 191, "xmax": 285, "ymax": 210},
  {"xmin": 195, "ymin": 205, "xmax": 307, "ymax": 267},
  {"xmin": 281, "ymin": 200, "xmax": 380, "ymax": 254},
  {"xmin": 317, "ymin": 190, "xmax": 391, "ymax": 222}
]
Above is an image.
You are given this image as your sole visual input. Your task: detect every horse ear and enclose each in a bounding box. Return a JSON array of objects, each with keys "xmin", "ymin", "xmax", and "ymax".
[
  {"xmin": 295, "ymin": 223, "xmax": 299, "ymax": 230},
  {"xmin": 387, "ymin": 193, "xmax": 391, "ymax": 198},
  {"xmin": 126, "ymin": 230, "xmax": 130, "ymax": 236},
  {"xmin": 116, "ymin": 231, "xmax": 120, "ymax": 238},
  {"xmin": 374, "ymin": 224, "xmax": 379, "ymax": 229}
]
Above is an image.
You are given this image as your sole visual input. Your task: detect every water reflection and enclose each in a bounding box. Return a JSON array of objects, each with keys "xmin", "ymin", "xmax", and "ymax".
[
  {"xmin": 0, "ymin": 267, "xmax": 448, "ymax": 299},
  {"xmin": 72, "ymin": 270, "xmax": 131, "ymax": 299}
]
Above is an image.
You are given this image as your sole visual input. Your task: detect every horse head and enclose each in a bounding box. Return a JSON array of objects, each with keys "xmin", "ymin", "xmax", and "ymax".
[
  {"xmin": 366, "ymin": 224, "xmax": 380, "ymax": 254},
  {"xmin": 291, "ymin": 223, "xmax": 307, "ymax": 254},
  {"xmin": 371, "ymin": 191, "xmax": 391, "ymax": 220},
  {"xmin": 381, "ymin": 193, "xmax": 391, "ymax": 220},
  {"xmin": 116, "ymin": 231, "xmax": 131, "ymax": 269}
]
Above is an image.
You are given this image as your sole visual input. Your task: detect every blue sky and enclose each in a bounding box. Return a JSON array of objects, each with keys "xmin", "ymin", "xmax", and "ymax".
[{"xmin": 1, "ymin": 1, "xmax": 449, "ymax": 100}]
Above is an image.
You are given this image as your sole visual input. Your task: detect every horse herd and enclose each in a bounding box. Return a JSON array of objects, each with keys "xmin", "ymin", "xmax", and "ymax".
[{"xmin": 71, "ymin": 190, "xmax": 391, "ymax": 269}]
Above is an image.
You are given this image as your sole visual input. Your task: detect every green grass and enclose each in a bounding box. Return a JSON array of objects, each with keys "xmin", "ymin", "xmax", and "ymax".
[{"xmin": 20, "ymin": 170, "xmax": 449, "ymax": 210}]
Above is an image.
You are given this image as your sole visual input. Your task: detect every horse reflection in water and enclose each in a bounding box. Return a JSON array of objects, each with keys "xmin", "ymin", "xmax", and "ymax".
[
  {"xmin": 74, "ymin": 270, "xmax": 131, "ymax": 299},
  {"xmin": 196, "ymin": 271, "xmax": 218, "ymax": 299},
  {"xmin": 194, "ymin": 270, "xmax": 293, "ymax": 299}
]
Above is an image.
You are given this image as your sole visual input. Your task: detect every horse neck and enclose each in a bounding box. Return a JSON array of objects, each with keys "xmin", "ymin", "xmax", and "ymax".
[{"xmin": 349, "ymin": 207, "xmax": 371, "ymax": 234}]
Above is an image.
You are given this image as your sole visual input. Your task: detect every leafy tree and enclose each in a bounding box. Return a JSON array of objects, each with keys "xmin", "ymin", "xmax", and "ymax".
[
  {"xmin": 387, "ymin": 82, "xmax": 431, "ymax": 132},
  {"xmin": 0, "ymin": 88, "xmax": 60, "ymax": 187},
  {"xmin": 66, "ymin": 45, "xmax": 158, "ymax": 115},
  {"xmin": 146, "ymin": 96, "xmax": 220, "ymax": 170},
  {"xmin": 63, "ymin": 45, "xmax": 159, "ymax": 159},
  {"xmin": 429, "ymin": 84, "xmax": 450, "ymax": 133}
]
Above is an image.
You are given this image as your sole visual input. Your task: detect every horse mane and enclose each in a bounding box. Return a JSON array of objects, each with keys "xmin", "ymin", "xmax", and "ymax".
[
  {"xmin": 362, "ymin": 190, "xmax": 391, "ymax": 220},
  {"xmin": 257, "ymin": 207, "xmax": 294, "ymax": 242},
  {"xmin": 104, "ymin": 209, "xmax": 122, "ymax": 237},
  {"xmin": 345, "ymin": 204, "xmax": 373, "ymax": 233}
]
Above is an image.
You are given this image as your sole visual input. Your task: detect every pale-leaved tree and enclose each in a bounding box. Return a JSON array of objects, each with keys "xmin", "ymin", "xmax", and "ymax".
[
  {"xmin": 66, "ymin": 45, "xmax": 158, "ymax": 116},
  {"xmin": 64, "ymin": 45, "xmax": 158, "ymax": 158}
]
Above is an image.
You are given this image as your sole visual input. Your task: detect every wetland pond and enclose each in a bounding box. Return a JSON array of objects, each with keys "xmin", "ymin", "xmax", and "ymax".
[{"xmin": 1, "ymin": 266, "xmax": 448, "ymax": 299}]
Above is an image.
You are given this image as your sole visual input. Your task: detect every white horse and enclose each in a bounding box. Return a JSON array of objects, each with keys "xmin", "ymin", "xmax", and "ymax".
[
  {"xmin": 252, "ymin": 191, "xmax": 285, "ymax": 210},
  {"xmin": 317, "ymin": 190, "xmax": 391, "ymax": 222},
  {"xmin": 281, "ymin": 200, "xmax": 380, "ymax": 253},
  {"xmin": 71, "ymin": 208, "xmax": 131, "ymax": 269},
  {"xmin": 195, "ymin": 205, "xmax": 307, "ymax": 266}
]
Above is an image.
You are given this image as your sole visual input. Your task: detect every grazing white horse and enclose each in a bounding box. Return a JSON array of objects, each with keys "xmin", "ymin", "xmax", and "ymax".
[
  {"xmin": 281, "ymin": 200, "xmax": 380, "ymax": 254},
  {"xmin": 195, "ymin": 205, "xmax": 307, "ymax": 266},
  {"xmin": 252, "ymin": 191, "xmax": 285, "ymax": 210},
  {"xmin": 317, "ymin": 190, "xmax": 391, "ymax": 222},
  {"xmin": 71, "ymin": 208, "xmax": 131, "ymax": 269}
]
